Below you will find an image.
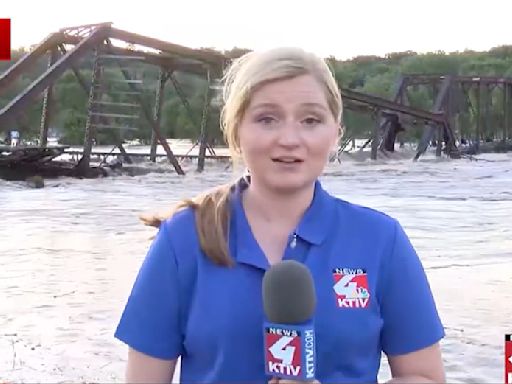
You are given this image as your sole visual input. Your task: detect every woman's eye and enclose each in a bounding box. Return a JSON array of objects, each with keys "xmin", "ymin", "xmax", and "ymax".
[
  {"xmin": 257, "ymin": 116, "xmax": 276, "ymax": 125},
  {"xmin": 303, "ymin": 117, "xmax": 322, "ymax": 125}
]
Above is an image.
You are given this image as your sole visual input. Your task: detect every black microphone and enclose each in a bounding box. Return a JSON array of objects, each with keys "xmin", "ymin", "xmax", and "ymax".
[{"xmin": 262, "ymin": 260, "xmax": 317, "ymax": 380}]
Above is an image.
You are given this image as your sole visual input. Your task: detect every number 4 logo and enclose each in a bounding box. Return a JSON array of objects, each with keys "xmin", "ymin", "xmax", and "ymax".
[
  {"xmin": 333, "ymin": 274, "xmax": 358, "ymax": 298},
  {"xmin": 269, "ymin": 336, "xmax": 295, "ymax": 365}
]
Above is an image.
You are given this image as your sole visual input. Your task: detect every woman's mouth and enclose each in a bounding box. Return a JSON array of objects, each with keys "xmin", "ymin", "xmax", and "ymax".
[{"xmin": 271, "ymin": 157, "xmax": 304, "ymax": 164}]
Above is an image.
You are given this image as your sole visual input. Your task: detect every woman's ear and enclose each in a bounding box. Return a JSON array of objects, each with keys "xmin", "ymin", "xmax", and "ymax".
[
  {"xmin": 338, "ymin": 122, "xmax": 345, "ymax": 140},
  {"xmin": 332, "ymin": 122, "xmax": 344, "ymax": 150}
]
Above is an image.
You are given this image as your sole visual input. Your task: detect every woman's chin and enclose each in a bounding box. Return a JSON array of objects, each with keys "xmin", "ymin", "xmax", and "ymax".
[{"xmin": 264, "ymin": 175, "xmax": 315, "ymax": 193}]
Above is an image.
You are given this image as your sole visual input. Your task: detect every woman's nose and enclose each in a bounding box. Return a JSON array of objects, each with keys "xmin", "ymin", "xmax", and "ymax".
[{"xmin": 276, "ymin": 121, "xmax": 301, "ymax": 146}]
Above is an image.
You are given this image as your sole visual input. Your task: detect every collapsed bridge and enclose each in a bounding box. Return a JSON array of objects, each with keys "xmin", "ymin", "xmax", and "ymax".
[{"xmin": 1, "ymin": 23, "xmax": 511, "ymax": 178}]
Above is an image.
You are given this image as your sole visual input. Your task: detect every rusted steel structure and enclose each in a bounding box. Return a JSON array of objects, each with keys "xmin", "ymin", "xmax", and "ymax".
[
  {"xmin": 0, "ymin": 144, "xmax": 102, "ymax": 180},
  {"xmin": 337, "ymin": 74, "xmax": 512, "ymax": 160},
  {"xmin": 0, "ymin": 22, "xmax": 227, "ymax": 176},
  {"xmin": 400, "ymin": 75, "xmax": 512, "ymax": 155},
  {"xmin": 338, "ymin": 86, "xmax": 450, "ymax": 160},
  {"xmin": 2, "ymin": 23, "xmax": 511, "ymax": 178}
]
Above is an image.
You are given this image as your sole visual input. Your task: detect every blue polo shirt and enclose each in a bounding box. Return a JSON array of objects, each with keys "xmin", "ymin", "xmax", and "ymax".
[{"xmin": 114, "ymin": 179, "xmax": 444, "ymax": 383}]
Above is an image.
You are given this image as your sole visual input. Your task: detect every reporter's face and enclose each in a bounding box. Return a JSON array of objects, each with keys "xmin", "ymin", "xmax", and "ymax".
[{"xmin": 238, "ymin": 74, "xmax": 338, "ymax": 193}]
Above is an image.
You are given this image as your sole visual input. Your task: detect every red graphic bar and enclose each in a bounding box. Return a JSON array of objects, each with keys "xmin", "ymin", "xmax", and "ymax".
[
  {"xmin": 0, "ymin": 18, "xmax": 11, "ymax": 61},
  {"xmin": 506, "ymin": 334, "xmax": 512, "ymax": 384}
]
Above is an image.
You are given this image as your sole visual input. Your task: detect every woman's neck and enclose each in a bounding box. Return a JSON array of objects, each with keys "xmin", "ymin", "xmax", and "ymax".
[{"xmin": 242, "ymin": 180, "xmax": 315, "ymax": 231}]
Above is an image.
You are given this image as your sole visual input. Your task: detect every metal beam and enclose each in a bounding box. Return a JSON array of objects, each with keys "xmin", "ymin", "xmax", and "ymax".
[
  {"xmin": 39, "ymin": 48, "xmax": 59, "ymax": 146},
  {"xmin": 77, "ymin": 49, "xmax": 102, "ymax": 172},
  {"xmin": 58, "ymin": 44, "xmax": 92, "ymax": 93},
  {"xmin": 59, "ymin": 22, "xmax": 113, "ymax": 33},
  {"xmin": 197, "ymin": 69, "xmax": 212, "ymax": 172},
  {"xmin": 505, "ymin": 85, "xmax": 511, "ymax": 140},
  {"xmin": 391, "ymin": 75, "xmax": 406, "ymax": 103},
  {"xmin": 0, "ymin": 32, "xmax": 65, "ymax": 94},
  {"xmin": 0, "ymin": 25, "xmax": 111, "ymax": 130},
  {"xmin": 109, "ymin": 27, "xmax": 226, "ymax": 69},
  {"xmin": 371, "ymin": 111, "xmax": 380, "ymax": 160},
  {"xmin": 99, "ymin": 45, "xmax": 207, "ymax": 76},
  {"xmin": 341, "ymin": 88, "xmax": 445, "ymax": 123},
  {"xmin": 476, "ymin": 83, "xmax": 482, "ymax": 150},
  {"xmin": 150, "ymin": 69, "xmax": 168, "ymax": 162},
  {"xmin": 111, "ymin": 58, "xmax": 185, "ymax": 175},
  {"xmin": 414, "ymin": 76, "xmax": 452, "ymax": 160},
  {"xmin": 58, "ymin": 43, "xmax": 128, "ymax": 137},
  {"xmin": 404, "ymin": 74, "xmax": 512, "ymax": 86},
  {"xmin": 379, "ymin": 76, "xmax": 407, "ymax": 151}
]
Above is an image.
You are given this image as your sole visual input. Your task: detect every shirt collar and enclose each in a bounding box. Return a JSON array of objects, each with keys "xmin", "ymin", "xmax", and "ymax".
[
  {"xmin": 294, "ymin": 179, "xmax": 335, "ymax": 245},
  {"xmin": 229, "ymin": 178, "xmax": 336, "ymax": 269}
]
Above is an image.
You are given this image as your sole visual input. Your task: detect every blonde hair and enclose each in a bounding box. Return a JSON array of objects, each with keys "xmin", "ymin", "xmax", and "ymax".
[{"xmin": 142, "ymin": 47, "xmax": 343, "ymax": 267}]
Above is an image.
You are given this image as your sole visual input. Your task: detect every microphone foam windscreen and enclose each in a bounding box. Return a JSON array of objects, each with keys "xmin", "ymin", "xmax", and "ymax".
[{"xmin": 262, "ymin": 260, "xmax": 316, "ymax": 324}]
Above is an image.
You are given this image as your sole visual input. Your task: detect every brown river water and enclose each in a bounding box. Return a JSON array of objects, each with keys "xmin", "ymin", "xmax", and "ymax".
[{"xmin": 1, "ymin": 148, "xmax": 511, "ymax": 383}]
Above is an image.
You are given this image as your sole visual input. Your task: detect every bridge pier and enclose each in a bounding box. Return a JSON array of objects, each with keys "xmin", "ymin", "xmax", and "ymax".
[
  {"xmin": 39, "ymin": 48, "xmax": 58, "ymax": 147},
  {"xmin": 371, "ymin": 110, "xmax": 380, "ymax": 160},
  {"xmin": 77, "ymin": 48, "xmax": 102, "ymax": 173},
  {"xmin": 150, "ymin": 68, "xmax": 168, "ymax": 162}
]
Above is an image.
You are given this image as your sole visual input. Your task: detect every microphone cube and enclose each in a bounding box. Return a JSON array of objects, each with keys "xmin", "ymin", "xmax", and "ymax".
[{"xmin": 263, "ymin": 321, "xmax": 316, "ymax": 380}]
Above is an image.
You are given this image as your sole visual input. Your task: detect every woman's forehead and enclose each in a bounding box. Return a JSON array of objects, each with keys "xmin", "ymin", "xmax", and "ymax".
[{"xmin": 247, "ymin": 75, "xmax": 329, "ymax": 109}]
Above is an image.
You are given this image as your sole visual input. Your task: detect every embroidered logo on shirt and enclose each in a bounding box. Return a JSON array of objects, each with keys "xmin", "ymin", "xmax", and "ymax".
[{"xmin": 332, "ymin": 268, "xmax": 370, "ymax": 309}]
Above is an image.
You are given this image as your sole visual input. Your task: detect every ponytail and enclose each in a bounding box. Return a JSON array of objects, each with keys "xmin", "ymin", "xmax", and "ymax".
[{"xmin": 140, "ymin": 177, "xmax": 248, "ymax": 267}]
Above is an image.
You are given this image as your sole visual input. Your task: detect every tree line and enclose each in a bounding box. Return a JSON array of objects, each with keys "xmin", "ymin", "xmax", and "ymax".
[{"xmin": 1, "ymin": 45, "xmax": 512, "ymax": 146}]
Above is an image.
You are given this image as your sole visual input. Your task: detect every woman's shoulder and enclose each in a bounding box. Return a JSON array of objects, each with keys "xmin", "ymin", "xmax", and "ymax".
[
  {"xmin": 158, "ymin": 207, "xmax": 201, "ymax": 264},
  {"xmin": 161, "ymin": 206, "xmax": 197, "ymax": 233},
  {"xmin": 329, "ymin": 194, "xmax": 399, "ymax": 233}
]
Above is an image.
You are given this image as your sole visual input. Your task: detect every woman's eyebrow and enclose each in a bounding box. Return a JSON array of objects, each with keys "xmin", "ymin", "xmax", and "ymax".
[
  {"xmin": 299, "ymin": 102, "xmax": 329, "ymax": 112},
  {"xmin": 249, "ymin": 102, "xmax": 328, "ymax": 112},
  {"xmin": 249, "ymin": 102, "xmax": 279, "ymax": 111}
]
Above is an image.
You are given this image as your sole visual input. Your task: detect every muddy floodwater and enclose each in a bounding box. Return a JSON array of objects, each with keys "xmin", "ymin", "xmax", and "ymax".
[{"xmin": 1, "ymin": 150, "xmax": 511, "ymax": 383}]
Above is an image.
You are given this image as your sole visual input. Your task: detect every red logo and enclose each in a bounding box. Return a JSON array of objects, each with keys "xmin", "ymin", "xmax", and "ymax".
[
  {"xmin": 333, "ymin": 268, "xmax": 370, "ymax": 309},
  {"xmin": 265, "ymin": 327, "xmax": 302, "ymax": 377},
  {"xmin": 506, "ymin": 334, "xmax": 512, "ymax": 384},
  {"xmin": 0, "ymin": 19, "xmax": 11, "ymax": 61}
]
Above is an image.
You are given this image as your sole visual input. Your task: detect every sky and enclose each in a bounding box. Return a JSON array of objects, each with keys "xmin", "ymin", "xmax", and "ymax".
[{"xmin": 4, "ymin": 0, "xmax": 512, "ymax": 60}]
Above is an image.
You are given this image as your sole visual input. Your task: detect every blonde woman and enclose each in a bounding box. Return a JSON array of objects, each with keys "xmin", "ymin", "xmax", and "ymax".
[{"xmin": 115, "ymin": 47, "xmax": 446, "ymax": 384}]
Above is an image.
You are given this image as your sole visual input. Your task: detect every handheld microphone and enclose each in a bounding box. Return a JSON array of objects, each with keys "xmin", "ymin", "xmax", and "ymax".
[{"xmin": 262, "ymin": 260, "xmax": 317, "ymax": 380}]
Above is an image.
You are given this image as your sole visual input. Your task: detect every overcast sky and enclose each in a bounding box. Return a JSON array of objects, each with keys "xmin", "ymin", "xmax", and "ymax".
[{"xmin": 4, "ymin": 0, "xmax": 512, "ymax": 59}]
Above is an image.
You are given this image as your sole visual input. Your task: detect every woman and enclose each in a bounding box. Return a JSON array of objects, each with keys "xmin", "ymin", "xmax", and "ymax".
[{"xmin": 114, "ymin": 47, "xmax": 446, "ymax": 383}]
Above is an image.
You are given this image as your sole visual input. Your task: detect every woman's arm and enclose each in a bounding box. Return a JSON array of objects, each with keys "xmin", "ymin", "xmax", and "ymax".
[
  {"xmin": 126, "ymin": 347, "xmax": 178, "ymax": 384},
  {"xmin": 115, "ymin": 220, "xmax": 185, "ymax": 383},
  {"xmin": 386, "ymin": 343, "xmax": 446, "ymax": 383},
  {"xmin": 380, "ymin": 221, "xmax": 446, "ymax": 383}
]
